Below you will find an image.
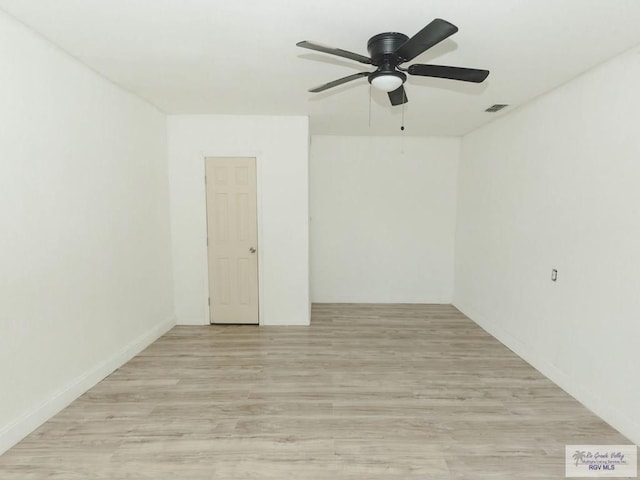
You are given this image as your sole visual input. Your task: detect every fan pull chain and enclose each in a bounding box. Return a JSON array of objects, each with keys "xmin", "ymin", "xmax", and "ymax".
[
  {"xmin": 400, "ymin": 96, "xmax": 406, "ymax": 153},
  {"xmin": 368, "ymin": 85, "xmax": 372, "ymax": 128},
  {"xmin": 401, "ymin": 92, "xmax": 406, "ymax": 132}
]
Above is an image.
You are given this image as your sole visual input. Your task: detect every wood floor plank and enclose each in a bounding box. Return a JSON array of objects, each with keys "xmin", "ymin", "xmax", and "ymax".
[{"xmin": 0, "ymin": 304, "xmax": 631, "ymax": 479}]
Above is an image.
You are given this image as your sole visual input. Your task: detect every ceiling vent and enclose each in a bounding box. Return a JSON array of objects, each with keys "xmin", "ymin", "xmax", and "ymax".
[{"xmin": 485, "ymin": 104, "xmax": 509, "ymax": 112}]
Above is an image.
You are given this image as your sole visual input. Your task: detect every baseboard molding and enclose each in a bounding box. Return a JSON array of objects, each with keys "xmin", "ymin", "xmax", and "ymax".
[
  {"xmin": 0, "ymin": 317, "xmax": 175, "ymax": 455},
  {"xmin": 453, "ymin": 301, "xmax": 640, "ymax": 446},
  {"xmin": 176, "ymin": 316, "xmax": 209, "ymax": 326}
]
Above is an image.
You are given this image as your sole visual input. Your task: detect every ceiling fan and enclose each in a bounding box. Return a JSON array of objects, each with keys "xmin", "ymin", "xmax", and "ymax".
[{"xmin": 296, "ymin": 18, "xmax": 489, "ymax": 106}]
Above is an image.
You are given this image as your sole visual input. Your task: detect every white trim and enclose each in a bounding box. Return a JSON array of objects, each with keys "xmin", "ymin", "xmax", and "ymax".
[
  {"xmin": 0, "ymin": 317, "xmax": 175, "ymax": 455},
  {"xmin": 175, "ymin": 316, "xmax": 208, "ymax": 326},
  {"xmin": 202, "ymin": 152, "xmax": 264, "ymax": 326},
  {"xmin": 255, "ymin": 155, "xmax": 265, "ymax": 326},
  {"xmin": 454, "ymin": 301, "xmax": 640, "ymax": 446}
]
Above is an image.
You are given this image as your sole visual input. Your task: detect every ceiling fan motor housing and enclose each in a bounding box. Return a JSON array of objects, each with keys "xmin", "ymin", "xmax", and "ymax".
[
  {"xmin": 367, "ymin": 32, "xmax": 409, "ymax": 66},
  {"xmin": 367, "ymin": 32, "xmax": 409, "ymax": 89}
]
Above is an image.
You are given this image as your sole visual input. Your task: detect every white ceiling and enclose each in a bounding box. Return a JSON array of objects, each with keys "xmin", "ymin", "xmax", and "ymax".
[{"xmin": 1, "ymin": 0, "xmax": 640, "ymax": 136}]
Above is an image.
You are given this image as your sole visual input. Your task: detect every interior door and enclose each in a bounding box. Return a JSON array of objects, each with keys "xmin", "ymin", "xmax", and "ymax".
[{"xmin": 205, "ymin": 157, "xmax": 259, "ymax": 324}]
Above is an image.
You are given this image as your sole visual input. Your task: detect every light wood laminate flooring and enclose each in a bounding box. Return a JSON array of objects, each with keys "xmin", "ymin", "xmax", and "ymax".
[{"xmin": 0, "ymin": 304, "xmax": 630, "ymax": 479}]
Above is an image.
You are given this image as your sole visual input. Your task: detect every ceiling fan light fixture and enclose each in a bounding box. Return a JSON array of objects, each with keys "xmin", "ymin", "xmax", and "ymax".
[
  {"xmin": 369, "ymin": 71, "xmax": 406, "ymax": 92},
  {"xmin": 297, "ymin": 18, "xmax": 490, "ymax": 105}
]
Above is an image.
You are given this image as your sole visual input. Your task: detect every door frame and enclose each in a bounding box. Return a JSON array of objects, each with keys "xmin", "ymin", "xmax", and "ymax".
[{"xmin": 202, "ymin": 153, "xmax": 265, "ymax": 326}]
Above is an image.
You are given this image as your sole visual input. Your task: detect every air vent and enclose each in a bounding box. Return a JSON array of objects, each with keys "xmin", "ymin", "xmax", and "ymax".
[{"xmin": 485, "ymin": 104, "xmax": 509, "ymax": 113}]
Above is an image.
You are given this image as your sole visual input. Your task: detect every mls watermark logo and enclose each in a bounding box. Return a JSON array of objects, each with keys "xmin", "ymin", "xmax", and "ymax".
[{"xmin": 566, "ymin": 445, "xmax": 637, "ymax": 477}]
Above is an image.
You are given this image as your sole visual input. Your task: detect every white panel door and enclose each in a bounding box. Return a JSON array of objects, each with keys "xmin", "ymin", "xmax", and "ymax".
[{"xmin": 205, "ymin": 157, "xmax": 259, "ymax": 324}]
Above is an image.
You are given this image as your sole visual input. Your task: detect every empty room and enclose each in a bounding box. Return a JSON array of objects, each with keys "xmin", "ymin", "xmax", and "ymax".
[{"xmin": 1, "ymin": 1, "xmax": 639, "ymax": 478}]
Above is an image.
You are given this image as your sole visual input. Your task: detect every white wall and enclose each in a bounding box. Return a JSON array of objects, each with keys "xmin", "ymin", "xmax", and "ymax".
[
  {"xmin": 167, "ymin": 115, "xmax": 310, "ymax": 326},
  {"xmin": 0, "ymin": 11, "xmax": 174, "ymax": 453},
  {"xmin": 310, "ymin": 136, "xmax": 460, "ymax": 303},
  {"xmin": 454, "ymin": 47, "xmax": 640, "ymax": 445}
]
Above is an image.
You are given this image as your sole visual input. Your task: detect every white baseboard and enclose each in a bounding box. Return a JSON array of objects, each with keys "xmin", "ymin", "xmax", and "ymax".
[
  {"xmin": 453, "ymin": 301, "xmax": 640, "ymax": 446},
  {"xmin": 0, "ymin": 317, "xmax": 175, "ymax": 455},
  {"xmin": 176, "ymin": 316, "xmax": 209, "ymax": 326}
]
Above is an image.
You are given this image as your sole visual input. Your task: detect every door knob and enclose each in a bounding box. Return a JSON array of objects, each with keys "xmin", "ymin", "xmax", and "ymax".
[{"xmin": 249, "ymin": 247, "xmax": 256, "ymax": 253}]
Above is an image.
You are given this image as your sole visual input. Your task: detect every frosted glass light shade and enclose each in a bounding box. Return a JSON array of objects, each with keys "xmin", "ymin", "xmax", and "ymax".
[{"xmin": 371, "ymin": 74, "xmax": 403, "ymax": 92}]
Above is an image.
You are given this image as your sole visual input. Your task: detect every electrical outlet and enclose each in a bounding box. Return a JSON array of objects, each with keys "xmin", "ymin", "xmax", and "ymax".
[{"xmin": 551, "ymin": 269, "xmax": 558, "ymax": 282}]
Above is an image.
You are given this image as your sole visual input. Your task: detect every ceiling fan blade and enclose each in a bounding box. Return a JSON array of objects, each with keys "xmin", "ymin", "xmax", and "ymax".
[
  {"xmin": 388, "ymin": 86, "xmax": 408, "ymax": 106},
  {"xmin": 394, "ymin": 19, "xmax": 458, "ymax": 62},
  {"xmin": 297, "ymin": 41, "xmax": 372, "ymax": 65},
  {"xmin": 408, "ymin": 64, "xmax": 489, "ymax": 83},
  {"xmin": 309, "ymin": 72, "xmax": 370, "ymax": 93}
]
